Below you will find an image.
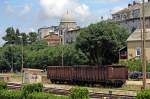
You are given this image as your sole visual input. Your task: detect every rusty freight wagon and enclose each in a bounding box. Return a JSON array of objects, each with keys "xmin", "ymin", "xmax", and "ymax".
[{"xmin": 47, "ymin": 65, "xmax": 128, "ymax": 87}]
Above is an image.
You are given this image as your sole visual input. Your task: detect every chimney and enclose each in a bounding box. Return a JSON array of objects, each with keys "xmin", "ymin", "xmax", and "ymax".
[
  {"xmin": 133, "ymin": 1, "xmax": 137, "ymax": 5},
  {"xmin": 128, "ymin": 3, "xmax": 132, "ymax": 7}
]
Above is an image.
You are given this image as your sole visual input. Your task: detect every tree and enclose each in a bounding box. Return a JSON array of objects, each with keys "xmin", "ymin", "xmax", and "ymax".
[
  {"xmin": 0, "ymin": 45, "xmax": 22, "ymax": 72},
  {"xmin": 76, "ymin": 21, "xmax": 129, "ymax": 65},
  {"xmin": 15, "ymin": 28, "xmax": 21, "ymax": 45},
  {"xmin": 3, "ymin": 27, "xmax": 38, "ymax": 46},
  {"xmin": 28, "ymin": 32, "xmax": 38, "ymax": 44},
  {"xmin": 20, "ymin": 33, "xmax": 28, "ymax": 45},
  {"xmin": 3, "ymin": 27, "xmax": 16, "ymax": 45}
]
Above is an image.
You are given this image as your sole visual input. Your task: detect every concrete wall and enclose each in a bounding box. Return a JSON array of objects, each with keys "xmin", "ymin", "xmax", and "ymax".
[{"xmin": 23, "ymin": 71, "xmax": 42, "ymax": 84}]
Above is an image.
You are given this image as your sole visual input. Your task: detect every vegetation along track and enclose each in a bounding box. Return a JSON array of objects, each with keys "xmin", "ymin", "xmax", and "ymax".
[{"xmin": 7, "ymin": 82, "xmax": 136, "ymax": 99}]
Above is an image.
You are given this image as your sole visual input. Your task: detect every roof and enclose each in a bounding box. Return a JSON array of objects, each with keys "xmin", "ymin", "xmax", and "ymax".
[
  {"xmin": 112, "ymin": 2, "xmax": 150, "ymax": 17},
  {"xmin": 60, "ymin": 12, "xmax": 75, "ymax": 23},
  {"xmin": 119, "ymin": 46, "xmax": 127, "ymax": 51},
  {"xmin": 112, "ymin": 8, "xmax": 129, "ymax": 15},
  {"xmin": 44, "ymin": 34, "xmax": 60, "ymax": 40},
  {"xmin": 128, "ymin": 3, "xmax": 141, "ymax": 11},
  {"xmin": 68, "ymin": 28, "xmax": 80, "ymax": 32},
  {"xmin": 23, "ymin": 68, "xmax": 43, "ymax": 72},
  {"xmin": 127, "ymin": 28, "xmax": 150, "ymax": 41},
  {"xmin": 113, "ymin": 4, "xmax": 141, "ymax": 15}
]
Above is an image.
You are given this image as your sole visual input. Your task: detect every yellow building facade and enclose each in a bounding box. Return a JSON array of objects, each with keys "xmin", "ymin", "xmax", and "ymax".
[{"xmin": 127, "ymin": 29, "xmax": 150, "ymax": 63}]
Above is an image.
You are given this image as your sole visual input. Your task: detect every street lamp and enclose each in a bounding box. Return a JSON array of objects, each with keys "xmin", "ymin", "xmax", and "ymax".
[{"xmin": 18, "ymin": 36, "xmax": 24, "ymax": 84}]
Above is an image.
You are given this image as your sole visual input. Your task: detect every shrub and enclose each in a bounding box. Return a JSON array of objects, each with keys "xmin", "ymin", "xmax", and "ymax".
[
  {"xmin": 0, "ymin": 81, "xmax": 7, "ymax": 90},
  {"xmin": 136, "ymin": 89, "xmax": 150, "ymax": 99},
  {"xmin": 21, "ymin": 83, "xmax": 43, "ymax": 98},
  {"xmin": 27, "ymin": 92, "xmax": 69, "ymax": 99},
  {"xmin": 0, "ymin": 90, "xmax": 21, "ymax": 99},
  {"xmin": 27, "ymin": 92, "xmax": 50, "ymax": 99},
  {"xmin": 70, "ymin": 87, "xmax": 89, "ymax": 99}
]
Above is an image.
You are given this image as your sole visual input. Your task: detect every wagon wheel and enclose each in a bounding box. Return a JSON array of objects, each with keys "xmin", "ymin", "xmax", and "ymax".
[{"xmin": 114, "ymin": 80, "xmax": 123, "ymax": 87}]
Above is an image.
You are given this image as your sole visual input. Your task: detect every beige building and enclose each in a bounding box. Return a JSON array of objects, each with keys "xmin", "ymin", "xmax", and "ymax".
[{"xmin": 127, "ymin": 29, "xmax": 150, "ymax": 63}]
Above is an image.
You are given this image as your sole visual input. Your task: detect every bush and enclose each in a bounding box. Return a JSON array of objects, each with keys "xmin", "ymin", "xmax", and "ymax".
[
  {"xmin": 70, "ymin": 87, "xmax": 89, "ymax": 99},
  {"xmin": 27, "ymin": 92, "xmax": 69, "ymax": 99},
  {"xmin": 119, "ymin": 59, "xmax": 141, "ymax": 72},
  {"xmin": 136, "ymin": 90, "xmax": 150, "ymax": 99},
  {"xmin": 27, "ymin": 92, "xmax": 50, "ymax": 99},
  {"xmin": 0, "ymin": 90, "xmax": 21, "ymax": 99},
  {"xmin": 0, "ymin": 81, "xmax": 7, "ymax": 90},
  {"xmin": 21, "ymin": 83, "xmax": 43, "ymax": 98}
]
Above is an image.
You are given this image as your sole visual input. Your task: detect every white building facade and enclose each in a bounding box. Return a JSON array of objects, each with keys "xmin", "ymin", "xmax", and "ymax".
[
  {"xmin": 112, "ymin": 1, "xmax": 150, "ymax": 33},
  {"xmin": 38, "ymin": 12, "xmax": 80, "ymax": 44}
]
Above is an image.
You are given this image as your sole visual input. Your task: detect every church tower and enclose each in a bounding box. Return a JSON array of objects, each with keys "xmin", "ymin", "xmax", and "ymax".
[{"xmin": 59, "ymin": 11, "xmax": 79, "ymax": 44}]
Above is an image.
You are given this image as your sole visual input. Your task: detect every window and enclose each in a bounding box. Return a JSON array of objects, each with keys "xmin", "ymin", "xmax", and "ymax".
[
  {"xmin": 60, "ymin": 30, "xmax": 63, "ymax": 35},
  {"xmin": 136, "ymin": 47, "xmax": 141, "ymax": 56}
]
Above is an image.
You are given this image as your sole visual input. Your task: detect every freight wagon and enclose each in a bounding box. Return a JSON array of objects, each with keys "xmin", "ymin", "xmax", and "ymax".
[{"xmin": 47, "ymin": 65, "xmax": 128, "ymax": 87}]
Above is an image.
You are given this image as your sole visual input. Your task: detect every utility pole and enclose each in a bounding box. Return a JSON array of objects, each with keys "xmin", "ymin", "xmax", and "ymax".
[
  {"xmin": 19, "ymin": 36, "xmax": 24, "ymax": 84},
  {"xmin": 142, "ymin": 0, "xmax": 146, "ymax": 89},
  {"xmin": 62, "ymin": 30, "xmax": 64, "ymax": 67},
  {"xmin": 21, "ymin": 37, "xmax": 24, "ymax": 84}
]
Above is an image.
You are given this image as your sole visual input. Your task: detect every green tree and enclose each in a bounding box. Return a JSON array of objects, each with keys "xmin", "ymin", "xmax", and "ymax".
[
  {"xmin": 76, "ymin": 21, "xmax": 129, "ymax": 65},
  {"xmin": 3, "ymin": 27, "xmax": 16, "ymax": 45},
  {"xmin": 15, "ymin": 28, "xmax": 21, "ymax": 45},
  {"xmin": 0, "ymin": 45, "xmax": 22, "ymax": 72},
  {"xmin": 20, "ymin": 32, "xmax": 28, "ymax": 45},
  {"xmin": 28, "ymin": 32, "xmax": 38, "ymax": 44}
]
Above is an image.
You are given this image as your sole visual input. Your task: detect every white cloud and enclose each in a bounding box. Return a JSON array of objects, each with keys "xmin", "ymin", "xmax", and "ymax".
[
  {"xmin": 39, "ymin": 0, "xmax": 70, "ymax": 17},
  {"xmin": 29, "ymin": 28, "xmax": 35, "ymax": 32},
  {"xmin": 75, "ymin": 4, "xmax": 90, "ymax": 16},
  {"xmin": 95, "ymin": 0, "xmax": 120, "ymax": 3},
  {"xmin": 5, "ymin": 4, "xmax": 32, "ymax": 16},
  {"xmin": 39, "ymin": 0, "xmax": 90, "ymax": 19}
]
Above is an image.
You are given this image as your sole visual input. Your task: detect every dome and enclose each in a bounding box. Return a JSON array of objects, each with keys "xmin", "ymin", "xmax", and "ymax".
[{"xmin": 60, "ymin": 12, "xmax": 75, "ymax": 23}]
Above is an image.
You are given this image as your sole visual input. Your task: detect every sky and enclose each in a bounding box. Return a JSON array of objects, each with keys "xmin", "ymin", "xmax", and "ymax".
[{"xmin": 0, "ymin": 0, "xmax": 146, "ymax": 45}]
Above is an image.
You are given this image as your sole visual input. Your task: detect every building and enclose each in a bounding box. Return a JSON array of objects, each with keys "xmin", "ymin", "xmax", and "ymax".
[
  {"xmin": 23, "ymin": 68, "xmax": 43, "ymax": 84},
  {"xmin": 44, "ymin": 34, "xmax": 60, "ymax": 45},
  {"xmin": 59, "ymin": 12, "xmax": 80, "ymax": 44},
  {"xmin": 38, "ymin": 26, "xmax": 59, "ymax": 40},
  {"xmin": 38, "ymin": 12, "xmax": 80, "ymax": 45},
  {"xmin": 119, "ymin": 47, "xmax": 128, "ymax": 60},
  {"xmin": 65, "ymin": 28, "xmax": 80, "ymax": 43},
  {"xmin": 127, "ymin": 29, "xmax": 150, "ymax": 63},
  {"xmin": 112, "ymin": 1, "xmax": 150, "ymax": 33}
]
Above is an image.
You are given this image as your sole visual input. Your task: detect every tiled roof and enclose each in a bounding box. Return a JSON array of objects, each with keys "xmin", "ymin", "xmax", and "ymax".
[
  {"xmin": 44, "ymin": 34, "xmax": 60, "ymax": 40},
  {"xmin": 113, "ymin": 3, "xmax": 141, "ymax": 14}
]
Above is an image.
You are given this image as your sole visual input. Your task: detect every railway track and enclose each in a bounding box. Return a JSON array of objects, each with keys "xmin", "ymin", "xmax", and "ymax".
[
  {"xmin": 7, "ymin": 82, "xmax": 21, "ymax": 89},
  {"xmin": 43, "ymin": 87, "xmax": 136, "ymax": 99},
  {"xmin": 7, "ymin": 83, "xmax": 136, "ymax": 99}
]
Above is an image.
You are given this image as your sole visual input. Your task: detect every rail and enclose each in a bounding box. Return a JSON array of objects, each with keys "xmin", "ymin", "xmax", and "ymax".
[{"xmin": 7, "ymin": 83, "xmax": 136, "ymax": 99}]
